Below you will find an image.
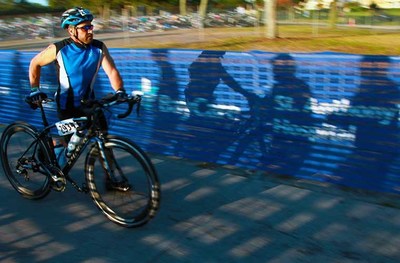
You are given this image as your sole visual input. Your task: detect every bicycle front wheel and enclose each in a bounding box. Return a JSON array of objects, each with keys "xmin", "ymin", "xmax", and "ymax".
[
  {"xmin": 0, "ymin": 122, "xmax": 51, "ymax": 199},
  {"xmin": 85, "ymin": 135, "xmax": 161, "ymax": 228}
]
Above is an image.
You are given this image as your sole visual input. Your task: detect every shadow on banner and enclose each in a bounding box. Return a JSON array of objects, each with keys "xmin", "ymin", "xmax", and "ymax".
[
  {"xmin": 2, "ymin": 49, "xmax": 400, "ymax": 194},
  {"xmin": 327, "ymin": 55, "xmax": 400, "ymax": 192},
  {"xmin": 150, "ymin": 49, "xmax": 181, "ymax": 155},
  {"xmin": 263, "ymin": 53, "xmax": 319, "ymax": 176},
  {"xmin": 182, "ymin": 50, "xmax": 257, "ymax": 163}
]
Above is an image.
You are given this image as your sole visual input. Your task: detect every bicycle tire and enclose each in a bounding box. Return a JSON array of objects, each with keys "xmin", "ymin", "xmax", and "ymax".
[
  {"xmin": 85, "ymin": 135, "xmax": 161, "ymax": 227},
  {"xmin": 0, "ymin": 122, "xmax": 51, "ymax": 199}
]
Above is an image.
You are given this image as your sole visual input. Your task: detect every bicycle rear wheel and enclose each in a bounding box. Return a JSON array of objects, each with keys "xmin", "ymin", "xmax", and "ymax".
[
  {"xmin": 0, "ymin": 122, "xmax": 51, "ymax": 199},
  {"xmin": 85, "ymin": 135, "xmax": 160, "ymax": 228}
]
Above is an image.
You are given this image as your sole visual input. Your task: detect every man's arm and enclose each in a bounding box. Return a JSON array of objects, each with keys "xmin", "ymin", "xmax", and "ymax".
[
  {"xmin": 101, "ymin": 44, "xmax": 124, "ymax": 92},
  {"xmin": 221, "ymin": 66, "xmax": 254, "ymax": 98},
  {"xmin": 29, "ymin": 44, "xmax": 57, "ymax": 89}
]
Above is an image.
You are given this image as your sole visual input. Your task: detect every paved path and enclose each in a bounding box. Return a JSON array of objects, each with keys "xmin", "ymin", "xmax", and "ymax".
[{"xmin": 0, "ymin": 125, "xmax": 400, "ymax": 262}]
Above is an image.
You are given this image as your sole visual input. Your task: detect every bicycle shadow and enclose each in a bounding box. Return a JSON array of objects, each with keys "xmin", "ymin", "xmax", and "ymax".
[
  {"xmin": 227, "ymin": 53, "xmax": 317, "ymax": 176},
  {"xmin": 182, "ymin": 50, "xmax": 256, "ymax": 163}
]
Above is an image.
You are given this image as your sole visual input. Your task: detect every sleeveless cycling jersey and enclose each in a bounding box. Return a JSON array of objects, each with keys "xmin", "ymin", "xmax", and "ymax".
[{"xmin": 54, "ymin": 38, "xmax": 104, "ymax": 110}]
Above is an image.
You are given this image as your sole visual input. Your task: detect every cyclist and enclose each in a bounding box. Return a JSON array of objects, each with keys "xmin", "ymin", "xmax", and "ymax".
[{"xmin": 25, "ymin": 7, "xmax": 128, "ymax": 190}]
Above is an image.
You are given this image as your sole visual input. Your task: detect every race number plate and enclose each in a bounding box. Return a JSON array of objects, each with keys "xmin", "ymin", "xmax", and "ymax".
[{"xmin": 55, "ymin": 118, "xmax": 79, "ymax": 136}]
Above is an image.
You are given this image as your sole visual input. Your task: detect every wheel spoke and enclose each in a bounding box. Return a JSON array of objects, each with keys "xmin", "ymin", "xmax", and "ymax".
[
  {"xmin": 0, "ymin": 123, "xmax": 51, "ymax": 199},
  {"xmin": 85, "ymin": 136, "xmax": 160, "ymax": 227}
]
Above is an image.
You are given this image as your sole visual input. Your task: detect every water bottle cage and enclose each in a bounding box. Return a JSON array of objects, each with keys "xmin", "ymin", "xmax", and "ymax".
[{"xmin": 66, "ymin": 132, "xmax": 83, "ymax": 157}]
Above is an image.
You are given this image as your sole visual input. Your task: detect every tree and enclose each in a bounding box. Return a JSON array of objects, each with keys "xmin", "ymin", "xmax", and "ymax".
[
  {"xmin": 0, "ymin": 0, "xmax": 56, "ymax": 15},
  {"xmin": 265, "ymin": 0, "xmax": 277, "ymax": 39},
  {"xmin": 180, "ymin": 0, "xmax": 187, "ymax": 15},
  {"xmin": 328, "ymin": 0, "xmax": 338, "ymax": 29},
  {"xmin": 199, "ymin": 0, "xmax": 209, "ymax": 18}
]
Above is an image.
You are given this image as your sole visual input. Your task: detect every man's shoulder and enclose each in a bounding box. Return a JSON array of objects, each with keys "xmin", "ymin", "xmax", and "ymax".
[
  {"xmin": 91, "ymin": 39, "xmax": 105, "ymax": 49},
  {"xmin": 54, "ymin": 38, "xmax": 73, "ymax": 52}
]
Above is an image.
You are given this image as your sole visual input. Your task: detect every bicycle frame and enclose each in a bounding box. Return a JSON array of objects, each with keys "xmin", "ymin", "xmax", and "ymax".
[
  {"xmin": 2, "ymin": 91, "xmax": 161, "ymax": 227},
  {"xmin": 35, "ymin": 100, "xmax": 112, "ymax": 192}
]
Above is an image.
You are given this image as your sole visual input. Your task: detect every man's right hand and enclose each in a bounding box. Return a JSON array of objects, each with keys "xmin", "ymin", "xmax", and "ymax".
[{"xmin": 25, "ymin": 89, "xmax": 48, "ymax": 109}]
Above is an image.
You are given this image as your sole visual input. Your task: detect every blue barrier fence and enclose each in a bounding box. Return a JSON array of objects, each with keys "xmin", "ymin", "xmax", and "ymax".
[{"xmin": 1, "ymin": 49, "xmax": 400, "ymax": 194}]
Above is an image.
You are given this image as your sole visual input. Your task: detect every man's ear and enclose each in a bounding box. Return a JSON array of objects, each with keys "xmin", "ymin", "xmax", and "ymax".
[{"xmin": 67, "ymin": 26, "xmax": 74, "ymax": 35}]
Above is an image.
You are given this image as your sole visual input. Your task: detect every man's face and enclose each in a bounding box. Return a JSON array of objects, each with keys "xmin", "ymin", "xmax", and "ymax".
[{"xmin": 71, "ymin": 21, "xmax": 94, "ymax": 45}]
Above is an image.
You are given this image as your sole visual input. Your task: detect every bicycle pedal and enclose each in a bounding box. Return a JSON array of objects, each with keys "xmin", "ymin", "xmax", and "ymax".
[
  {"xmin": 51, "ymin": 176, "xmax": 66, "ymax": 192},
  {"xmin": 48, "ymin": 166, "xmax": 66, "ymax": 192},
  {"xmin": 105, "ymin": 179, "xmax": 132, "ymax": 192}
]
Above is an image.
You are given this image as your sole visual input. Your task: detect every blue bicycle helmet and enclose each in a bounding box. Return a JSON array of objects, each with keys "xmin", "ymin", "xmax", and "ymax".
[{"xmin": 61, "ymin": 7, "xmax": 93, "ymax": 29}]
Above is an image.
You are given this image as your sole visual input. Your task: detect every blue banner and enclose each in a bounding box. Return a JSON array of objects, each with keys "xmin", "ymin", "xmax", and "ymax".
[{"xmin": 1, "ymin": 49, "xmax": 399, "ymax": 194}]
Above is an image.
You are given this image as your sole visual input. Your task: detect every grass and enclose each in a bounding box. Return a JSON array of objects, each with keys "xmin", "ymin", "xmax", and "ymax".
[{"xmin": 123, "ymin": 25, "xmax": 400, "ymax": 55}]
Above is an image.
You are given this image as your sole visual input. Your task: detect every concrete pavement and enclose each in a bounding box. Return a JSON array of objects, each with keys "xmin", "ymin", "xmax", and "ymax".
[{"xmin": 0, "ymin": 126, "xmax": 400, "ymax": 262}]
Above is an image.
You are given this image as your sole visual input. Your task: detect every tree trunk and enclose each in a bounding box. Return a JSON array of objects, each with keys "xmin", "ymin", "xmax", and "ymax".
[
  {"xmin": 329, "ymin": 0, "xmax": 338, "ymax": 29},
  {"xmin": 180, "ymin": 0, "xmax": 187, "ymax": 16},
  {"xmin": 199, "ymin": 0, "xmax": 208, "ymax": 21},
  {"xmin": 264, "ymin": 0, "xmax": 277, "ymax": 39},
  {"xmin": 198, "ymin": 0, "xmax": 208, "ymax": 30}
]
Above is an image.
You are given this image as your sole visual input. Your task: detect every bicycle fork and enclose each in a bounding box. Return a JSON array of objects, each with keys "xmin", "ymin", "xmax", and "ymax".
[{"xmin": 95, "ymin": 138, "xmax": 126, "ymax": 183}]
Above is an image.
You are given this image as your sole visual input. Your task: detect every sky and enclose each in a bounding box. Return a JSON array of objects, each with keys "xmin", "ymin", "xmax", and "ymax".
[{"xmin": 27, "ymin": 0, "xmax": 48, "ymax": 6}]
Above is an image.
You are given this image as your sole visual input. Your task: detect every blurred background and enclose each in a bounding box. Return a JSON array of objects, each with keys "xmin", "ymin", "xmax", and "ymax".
[{"xmin": 1, "ymin": 0, "xmax": 399, "ymax": 42}]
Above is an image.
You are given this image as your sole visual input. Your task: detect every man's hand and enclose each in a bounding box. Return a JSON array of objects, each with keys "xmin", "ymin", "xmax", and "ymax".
[
  {"xmin": 116, "ymin": 89, "xmax": 128, "ymax": 100},
  {"xmin": 25, "ymin": 88, "xmax": 48, "ymax": 109}
]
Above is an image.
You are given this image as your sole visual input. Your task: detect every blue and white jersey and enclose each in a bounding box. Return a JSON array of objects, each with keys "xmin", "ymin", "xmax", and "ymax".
[{"xmin": 54, "ymin": 38, "xmax": 104, "ymax": 110}]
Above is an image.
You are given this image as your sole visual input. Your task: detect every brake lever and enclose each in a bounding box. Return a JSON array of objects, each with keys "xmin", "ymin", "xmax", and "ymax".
[{"xmin": 116, "ymin": 95, "xmax": 136, "ymax": 119}]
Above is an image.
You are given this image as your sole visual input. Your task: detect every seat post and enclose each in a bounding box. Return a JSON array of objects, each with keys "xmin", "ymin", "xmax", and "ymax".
[{"xmin": 38, "ymin": 102, "xmax": 49, "ymax": 127}]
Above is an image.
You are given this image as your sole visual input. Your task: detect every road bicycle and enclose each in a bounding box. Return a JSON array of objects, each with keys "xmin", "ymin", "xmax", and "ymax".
[{"xmin": 0, "ymin": 92, "xmax": 161, "ymax": 228}]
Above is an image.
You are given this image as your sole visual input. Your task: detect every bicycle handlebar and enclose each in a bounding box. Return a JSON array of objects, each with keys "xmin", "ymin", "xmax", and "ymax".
[
  {"xmin": 32, "ymin": 92, "xmax": 141, "ymax": 132},
  {"xmin": 93, "ymin": 93, "xmax": 142, "ymax": 119},
  {"xmin": 37, "ymin": 93, "xmax": 142, "ymax": 119},
  {"xmin": 76, "ymin": 93, "xmax": 142, "ymax": 132}
]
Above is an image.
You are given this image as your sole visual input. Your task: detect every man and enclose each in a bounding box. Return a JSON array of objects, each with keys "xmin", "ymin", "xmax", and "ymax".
[
  {"xmin": 26, "ymin": 7, "xmax": 128, "ymax": 191},
  {"xmin": 28, "ymin": 7, "xmax": 125, "ymax": 117}
]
